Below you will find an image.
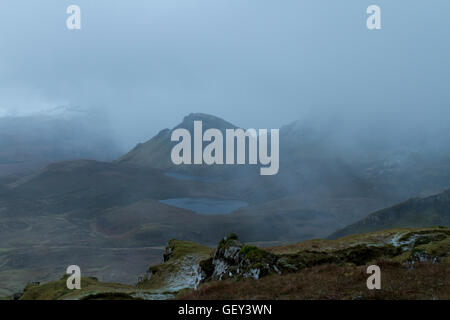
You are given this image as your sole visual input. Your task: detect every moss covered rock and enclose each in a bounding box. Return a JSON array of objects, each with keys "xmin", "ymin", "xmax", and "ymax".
[{"xmin": 204, "ymin": 234, "xmax": 280, "ymax": 281}]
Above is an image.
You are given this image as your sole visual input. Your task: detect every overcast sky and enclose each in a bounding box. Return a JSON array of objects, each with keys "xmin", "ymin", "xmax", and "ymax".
[{"xmin": 0, "ymin": 0, "xmax": 449, "ymax": 149}]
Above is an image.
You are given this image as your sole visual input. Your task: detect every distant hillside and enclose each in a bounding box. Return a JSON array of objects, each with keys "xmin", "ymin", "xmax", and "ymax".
[
  {"xmin": 329, "ymin": 190, "xmax": 450, "ymax": 239},
  {"xmin": 0, "ymin": 111, "xmax": 122, "ymax": 176}
]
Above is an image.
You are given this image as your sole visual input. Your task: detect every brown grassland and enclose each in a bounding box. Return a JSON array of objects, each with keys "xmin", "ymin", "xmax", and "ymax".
[{"xmin": 177, "ymin": 260, "xmax": 449, "ymax": 300}]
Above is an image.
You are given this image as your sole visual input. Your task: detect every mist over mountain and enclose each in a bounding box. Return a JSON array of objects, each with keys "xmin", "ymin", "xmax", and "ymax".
[
  {"xmin": 0, "ymin": 0, "xmax": 449, "ymax": 301},
  {"xmin": 1, "ymin": 110, "xmax": 450, "ymax": 296},
  {"xmin": 0, "ymin": 107, "xmax": 123, "ymax": 176}
]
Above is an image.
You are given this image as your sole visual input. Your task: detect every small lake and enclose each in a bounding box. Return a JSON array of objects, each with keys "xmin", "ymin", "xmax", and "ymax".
[{"xmin": 159, "ymin": 197, "xmax": 248, "ymax": 215}]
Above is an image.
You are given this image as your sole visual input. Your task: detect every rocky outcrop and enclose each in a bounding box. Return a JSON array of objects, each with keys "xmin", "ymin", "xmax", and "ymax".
[
  {"xmin": 199, "ymin": 233, "xmax": 280, "ymax": 281},
  {"xmin": 199, "ymin": 229, "xmax": 450, "ymax": 284},
  {"xmin": 391, "ymin": 229, "xmax": 450, "ymax": 264},
  {"xmin": 137, "ymin": 239, "xmax": 214, "ymax": 293},
  {"xmin": 10, "ymin": 227, "xmax": 449, "ymax": 300},
  {"xmin": 200, "ymin": 233, "xmax": 400, "ymax": 282}
]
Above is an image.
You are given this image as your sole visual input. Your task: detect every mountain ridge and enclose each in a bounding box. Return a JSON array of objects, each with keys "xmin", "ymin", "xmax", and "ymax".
[{"xmin": 329, "ymin": 189, "xmax": 450, "ymax": 239}]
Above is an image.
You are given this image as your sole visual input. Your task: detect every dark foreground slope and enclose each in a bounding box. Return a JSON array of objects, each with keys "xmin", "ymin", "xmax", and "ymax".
[
  {"xmin": 149, "ymin": 227, "xmax": 450, "ymax": 300},
  {"xmin": 179, "ymin": 261, "xmax": 449, "ymax": 300},
  {"xmin": 329, "ymin": 190, "xmax": 450, "ymax": 239},
  {"xmin": 10, "ymin": 227, "xmax": 450, "ymax": 300}
]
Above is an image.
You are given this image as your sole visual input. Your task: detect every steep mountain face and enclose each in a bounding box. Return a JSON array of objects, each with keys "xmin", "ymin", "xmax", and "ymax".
[
  {"xmin": 117, "ymin": 113, "xmax": 241, "ymax": 176},
  {"xmin": 329, "ymin": 190, "xmax": 450, "ymax": 239}
]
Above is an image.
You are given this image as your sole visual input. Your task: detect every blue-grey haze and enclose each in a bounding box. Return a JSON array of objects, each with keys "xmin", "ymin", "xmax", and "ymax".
[{"xmin": 0, "ymin": 0, "xmax": 449, "ymax": 151}]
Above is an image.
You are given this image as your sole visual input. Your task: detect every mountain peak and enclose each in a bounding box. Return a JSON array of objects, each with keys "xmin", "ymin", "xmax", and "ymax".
[
  {"xmin": 177, "ymin": 113, "xmax": 238, "ymax": 131},
  {"xmin": 117, "ymin": 113, "xmax": 238, "ymax": 169}
]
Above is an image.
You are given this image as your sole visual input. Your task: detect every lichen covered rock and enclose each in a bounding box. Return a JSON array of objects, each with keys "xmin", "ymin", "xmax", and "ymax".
[
  {"xmin": 138, "ymin": 239, "xmax": 214, "ymax": 293},
  {"xmin": 199, "ymin": 228, "xmax": 450, "ymax": 284},
  {"xmin": 200, "ymin": 234, "xmax": 280, "ymax": 281}
]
